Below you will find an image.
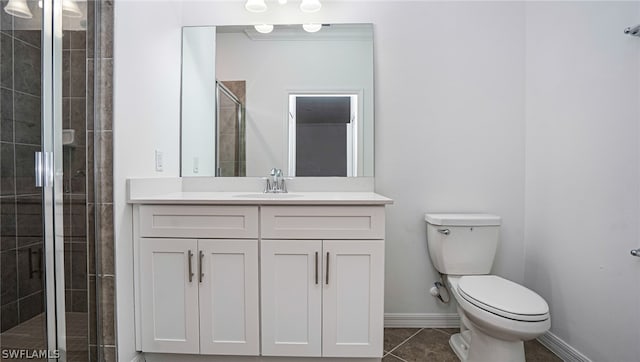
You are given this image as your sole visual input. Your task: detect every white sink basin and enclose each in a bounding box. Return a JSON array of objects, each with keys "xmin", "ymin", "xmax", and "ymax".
[{"xmin": 233, "ymin": 193, "xmax": 303, "ymax": 199}]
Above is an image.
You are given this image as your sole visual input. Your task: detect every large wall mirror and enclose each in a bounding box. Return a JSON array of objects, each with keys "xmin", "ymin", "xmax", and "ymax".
[{"xmin": 180, "ymin": 24, "xmax": 374, "ymax": 177}]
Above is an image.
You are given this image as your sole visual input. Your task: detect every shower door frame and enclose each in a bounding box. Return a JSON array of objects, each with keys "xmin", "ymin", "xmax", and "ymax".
[{"xmin": 41, "ymin": 0, "xmax": 68, "ymax": 359}]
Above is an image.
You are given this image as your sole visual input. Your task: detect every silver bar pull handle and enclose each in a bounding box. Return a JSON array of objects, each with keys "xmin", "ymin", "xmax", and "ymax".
[
  {"xmin": 315, "ymin": 252, "xmax": 318, "ymax": 285},
  {"xmin": 35, "ymin": 152, "xmax": 43, "ymax": 187},
  {"xmin": 199, "ymin": 251, "xmax": 204, "ymax": 283},
  {"xmin": 325, "ymin": 252, "xmax": 330, "ymax": 285},
  {"xmin": 188, "ymin": 250, "xmax": 194, "ymax": 282},
  {"xmin": 631, "ymin": 249, "xmax": 640, "ymax": 257}
]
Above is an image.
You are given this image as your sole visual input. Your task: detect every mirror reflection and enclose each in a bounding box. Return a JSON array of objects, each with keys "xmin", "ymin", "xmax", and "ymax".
[{"xmin": 181, "ymin": 24, "xmax": 374, "ymax": 177}]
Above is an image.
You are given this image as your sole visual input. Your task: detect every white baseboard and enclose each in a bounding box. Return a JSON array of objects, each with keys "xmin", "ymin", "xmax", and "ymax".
[
  {"xmin": 537, "ymin": 332, "xmax": 591, "ymax": 362},
  {"xmin": 384, "ymin": 313, "xmax": 460, "ymax": 328}
]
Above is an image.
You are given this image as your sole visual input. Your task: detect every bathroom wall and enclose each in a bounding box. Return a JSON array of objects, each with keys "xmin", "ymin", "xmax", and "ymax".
[
  {"xmin": 524, "ymin": 2, "xmax": 640, "ymax": 361},
  {"xmin": 113, "ymin": 1, "xmax": 183, "ymax": 361},
  {"xmin": 114, "ymin": 4, "xmax": 527, "ymax": 361}
]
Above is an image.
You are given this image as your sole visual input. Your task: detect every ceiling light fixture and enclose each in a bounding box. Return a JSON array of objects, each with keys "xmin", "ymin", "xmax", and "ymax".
[
  {"xmin": 302, "ymin": 23, "xmax": 322, "ymax": 33},
  {"xmin": 62, "ymin": 0, "xmax": 83, "ymax": 18},
  {"xmin": 254, "ymin": 24, "xmax": 274, "ymax": 34},
  {"xmin": 245, "ymin": 0, "xmax": 267, "ymax": 13},
  {"xmin": 4, "ymin": 0, "xmax": 32, "ymax": 19},
  {"xmin": 300, "ymin": 0, "xmax": 321, "ymax": 13}
]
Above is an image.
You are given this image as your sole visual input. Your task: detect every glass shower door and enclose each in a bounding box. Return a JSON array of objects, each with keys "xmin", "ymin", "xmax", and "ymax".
[{"xmin": 0, "ymin": 0, "xmax": 87, "ymax": 360}]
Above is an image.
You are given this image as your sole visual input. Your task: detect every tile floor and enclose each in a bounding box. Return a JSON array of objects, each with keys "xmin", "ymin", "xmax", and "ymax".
[
  {"xmin": 1, "ymin": 313, "xmax": 89, "ymax": 362},
  {"xmin": 383, "ymin": 328, "xmax": 562, "ymax": 362}
]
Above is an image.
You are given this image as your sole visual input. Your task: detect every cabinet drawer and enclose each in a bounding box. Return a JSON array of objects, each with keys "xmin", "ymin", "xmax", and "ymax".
[
  {"xmin": 261, "ymin": 206, "xmax": 385, "ymax": 239},
  {"xmin": 139, "ymin": 205, "xmax": 259, "ymax": 238}
]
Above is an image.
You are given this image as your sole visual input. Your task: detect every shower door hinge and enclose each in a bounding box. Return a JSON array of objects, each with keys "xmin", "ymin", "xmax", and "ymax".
[{"xmin": 35, "ymin": 151, "xmax": 54, "ymax": 188}]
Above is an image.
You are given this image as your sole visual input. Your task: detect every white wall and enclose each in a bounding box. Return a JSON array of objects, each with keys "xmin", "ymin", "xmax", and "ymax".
[
  {"xmin": 216, "ymin": 31, "xmax": 373, "ymax": 176},
  {"xmin": 524, "ymin": 2, "xmax": 640, "ymax": 361},
  {"xmin": 181, "ymin": 0, "xmax": 528, "ymax": 316},
  {"xmin": 114, "ymin": 1, "xmax": 183, "ymax": 361}
]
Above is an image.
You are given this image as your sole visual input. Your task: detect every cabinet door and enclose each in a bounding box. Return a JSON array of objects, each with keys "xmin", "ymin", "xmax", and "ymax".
[
  {"xmin": 139, "ymin": 238, "xmax": 199, "ymax": 353},
  {"xmin": 261, "ymin": 240, "xmax": 322, "ymax": 356},
  {"xmin": 322, "ymin": 240, "xmax": 385, "ymax": 357},
  {"xmin": 198, "ymin": 239, "xmax": 259, "ymax": 355}
]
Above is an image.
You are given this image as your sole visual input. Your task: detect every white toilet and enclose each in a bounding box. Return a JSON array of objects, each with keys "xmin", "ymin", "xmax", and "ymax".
[{"xmin": 425, "ymin": 213, "xmax": 550, "ymax": 362}]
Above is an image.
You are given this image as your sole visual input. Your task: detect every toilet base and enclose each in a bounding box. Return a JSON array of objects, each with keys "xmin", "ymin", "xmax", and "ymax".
[
  {"xmin": 449, "ymin": 329, "xmax": 525, "ymax": 362},
  {"xmin": 449, "ymin": 331, "xmax": 471, "ymax": 361}
]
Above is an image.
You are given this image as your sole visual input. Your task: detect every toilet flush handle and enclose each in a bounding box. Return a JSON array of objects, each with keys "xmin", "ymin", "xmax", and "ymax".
[
  {"xmin": 438, "ymin": 229, "xmax": 450, "ymax": 235},
  {"xmin": 631, "ymin": 249, "xmax": 640, "ymax": 257}
]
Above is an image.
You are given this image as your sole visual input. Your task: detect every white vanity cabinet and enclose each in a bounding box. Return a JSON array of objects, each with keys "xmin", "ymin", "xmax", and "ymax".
[
  {"xmin": 260, "ymin": 206, "xmax": 385, "ymax": 358},
  {"xmin": 130, "ymin": 192, "xmax": 392, "ymax": 362},
  {"xmin": 135, "ymin": 205, "xmax": 260, "ymax": 356}
]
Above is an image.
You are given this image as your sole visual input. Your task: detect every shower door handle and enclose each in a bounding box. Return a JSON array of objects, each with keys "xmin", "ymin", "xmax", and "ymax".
[{"xmin": 35, "ymin": 152, "xmax": 54, "ymax": 188}]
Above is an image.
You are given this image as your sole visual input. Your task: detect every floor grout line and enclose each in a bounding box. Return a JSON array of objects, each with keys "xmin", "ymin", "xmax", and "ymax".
[
  {"xmin": 433, "ymin": 327, "xmax": 457, "ymax": 337},
  {"xmin": 388, "ymin": 352, "xmax": 410, "ymax": 362},
  {"xmin": 386, "ymin": 328, "xmax": 424, "ymax": 356}
]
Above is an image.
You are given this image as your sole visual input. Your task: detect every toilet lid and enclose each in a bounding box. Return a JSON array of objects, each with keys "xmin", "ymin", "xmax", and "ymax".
[{"xmin": 457, "ymin": 275, "xmax": 549, "ymax": 322}]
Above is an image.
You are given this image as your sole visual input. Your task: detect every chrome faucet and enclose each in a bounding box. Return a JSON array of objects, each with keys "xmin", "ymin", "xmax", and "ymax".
[{"xmin": 264, "ymin": 168, "xmax": 288, "ymax": 193}]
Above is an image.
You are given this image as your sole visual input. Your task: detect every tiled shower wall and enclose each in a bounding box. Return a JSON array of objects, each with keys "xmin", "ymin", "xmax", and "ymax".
[
  {"xmin": 88, "ymin": 0, "xmax": 116, "ymax": 360},
  {"xmin": 63, "ymin": 29, "xmax": 89, "ymax": 315},
  {"xmin": 0, "ymin": 5, "xmax": 45, "ymax": 332}
]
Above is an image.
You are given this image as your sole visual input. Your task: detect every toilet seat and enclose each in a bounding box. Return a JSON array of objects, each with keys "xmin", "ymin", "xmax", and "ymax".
[{"xmin": 456, "ymin": 275, "xmax": 549, "ymax": 322}]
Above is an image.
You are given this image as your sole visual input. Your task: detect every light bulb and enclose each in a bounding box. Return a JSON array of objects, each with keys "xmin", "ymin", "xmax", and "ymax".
[
  {"xmin": 4, "ymin": 0, "xmax": 32, "ymax": 19},
  {"xmin": 245, "ymin": 0, "xmax": 267, "ymax": 13},
  {"xmin": 254, "ymin": 24, "xmax": 274, "ymax": 34},
  {"xmin": 302, "ymin": 23, "xmax": 322, "ymax": 33},
  {"xmin": 62, "ymin": 0, "xmax": 82, "ymax": 18},
  {"xmin": 300, "ymin": 0, "xmax": 321, "ymax": 13}
]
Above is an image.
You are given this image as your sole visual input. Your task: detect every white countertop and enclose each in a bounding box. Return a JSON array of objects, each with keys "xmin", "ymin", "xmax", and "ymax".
[{"xmin": 127, "ymin": 191, "xmax": 393, "ymax": 205}]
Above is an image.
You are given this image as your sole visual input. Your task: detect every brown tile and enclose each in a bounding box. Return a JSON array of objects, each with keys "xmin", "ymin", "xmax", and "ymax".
[
  {"xmin": 102, "ymin": 345, "xmax": 116, "ymax": 362},
  {"xmin": 100, "ymin": 1, "xmax": 114, "ymax": 59},
  {"xmin": 525, "ymin": 339, "xmax": 562, "ymax": 362},
  {"xmin": 98, "ymin": 203, "xmax": 114, "ymax": 275},
  {"xmin": 86, "ymin": 60, "xmax": 94, "ymax": 131},
  {"xmin": 70, "ymin": 50, "xmax": 87, "ymax": 98},
  {"xmin": 384, "ymin": 328, "xmax": 421, "ymax": 352},
  {"xmin": 392, "ymin": 329, "xmax": 458, "ymax": 362},
  {"xmin": 87, "ymin": 132, "xmax": 94, "ymax": 203},
  {"xmin": 96, "ymin": 131, "xmax": 113, "ymax": 203},
  {"xmin": 97, "ymin": 59, "xmax": 113, "ymax": 131},
  {"xmin": 100, "ymin": 275, "xmax": 116, "ymax": 345},
  {"xmin": 87, "ymin": 203, "xmax": 95, "ymax": 275},
  {"xmin": 88, "ymin": 276, "xmax": 97, "ymax": 345},
  {"xmin": 69, "ymin": 31, "xmax": 86, "ymax": 51}
]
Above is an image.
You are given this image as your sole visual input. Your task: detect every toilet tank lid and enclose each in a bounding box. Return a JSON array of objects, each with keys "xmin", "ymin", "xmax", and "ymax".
[{"xmin": 425, "ymin": 213, "xmax": 501, "ymax": 226}]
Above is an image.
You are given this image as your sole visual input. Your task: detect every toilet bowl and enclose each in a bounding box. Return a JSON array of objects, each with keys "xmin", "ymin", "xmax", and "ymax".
[
  {"xmin": 425, "ymin": 213, "xmax": 550, "ymax": 362},
  {"xmin": 447, "ymin": 275, "xmax": 550, "ymax": 361}
]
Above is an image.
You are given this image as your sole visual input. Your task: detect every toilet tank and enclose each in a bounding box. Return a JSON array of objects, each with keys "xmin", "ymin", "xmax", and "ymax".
[{"xmin": 425, "ymin": 213, "xmax": 501, "ymax": 275}]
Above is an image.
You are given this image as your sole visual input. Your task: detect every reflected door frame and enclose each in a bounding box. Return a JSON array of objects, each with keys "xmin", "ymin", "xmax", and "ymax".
[{"xmin": 287, "ymin": 91, "xmax": 361, "ymax": 177}]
